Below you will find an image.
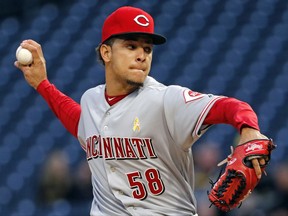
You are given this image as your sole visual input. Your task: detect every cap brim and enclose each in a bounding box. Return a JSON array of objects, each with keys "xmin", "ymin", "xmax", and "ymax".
[{"xmin": 104, "ymin": 32, "xmax": 166, "ymax": 45}]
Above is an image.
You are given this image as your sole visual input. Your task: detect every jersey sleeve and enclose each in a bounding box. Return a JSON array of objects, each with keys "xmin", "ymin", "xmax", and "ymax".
[
  {"xmin": 36, "ymin": 79, "xmax": 81, "ymax": 138},
  {"xmin": 203, "ymin": 97, "xmax": 260, "ymax": 132},
  {"xmin": 163, "ymin": 86, "xmax": 224, "ymax": 149}
]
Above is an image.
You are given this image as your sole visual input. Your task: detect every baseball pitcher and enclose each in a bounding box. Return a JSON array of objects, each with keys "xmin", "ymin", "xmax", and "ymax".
[{"xmin": 15, "ymin": 6, "xmax": 275, "ymax": 216}]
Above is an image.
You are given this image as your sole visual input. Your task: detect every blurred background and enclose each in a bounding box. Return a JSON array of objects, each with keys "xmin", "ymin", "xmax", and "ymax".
[{"xmin": 0, "ymin": 0, "xmax": 287, "ymax": 215}]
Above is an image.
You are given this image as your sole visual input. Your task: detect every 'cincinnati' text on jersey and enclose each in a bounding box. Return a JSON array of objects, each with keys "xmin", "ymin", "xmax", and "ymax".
[{"xmin": 86, "ymin": 135, "xmax": 158, "ymax": 160}]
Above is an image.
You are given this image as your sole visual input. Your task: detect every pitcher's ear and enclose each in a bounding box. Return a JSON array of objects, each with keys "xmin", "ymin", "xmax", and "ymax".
[{"xmin": 100, "ymin": 44, "xmax": 112, "ymax": 63}]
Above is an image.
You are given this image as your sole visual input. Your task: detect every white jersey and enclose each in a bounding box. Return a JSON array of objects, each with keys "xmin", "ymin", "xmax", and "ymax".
[{"xmin": 77, "ymin": 76, "xmax": 224, "ymax": 216}]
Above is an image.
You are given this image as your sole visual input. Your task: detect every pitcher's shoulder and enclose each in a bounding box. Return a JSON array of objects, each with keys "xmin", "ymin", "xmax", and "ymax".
[{"xmin": 81, "ymin": 84, "xmax": 105, "ymax": 102}]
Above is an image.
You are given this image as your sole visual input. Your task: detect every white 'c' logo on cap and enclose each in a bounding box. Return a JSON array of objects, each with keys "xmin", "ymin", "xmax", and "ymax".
[{"xmin": 134, "ymin": 15, "xmax": 149, "ymax": 27}]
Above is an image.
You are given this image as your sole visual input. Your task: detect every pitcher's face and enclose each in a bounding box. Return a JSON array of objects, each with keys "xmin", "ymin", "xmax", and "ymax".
[{"xmin": 104, "ymin": 36, "xmax": 153, "ymax": 88}]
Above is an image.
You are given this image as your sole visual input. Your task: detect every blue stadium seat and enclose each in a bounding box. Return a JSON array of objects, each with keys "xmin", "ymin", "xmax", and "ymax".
[
  {"xmin": 6, "ymin": 172, "xmax": 24, "ymax": 191},
  {"xmin": 34, "ymin": 132, "xmax": 55, "ymax": 152},
  {"xmin": 224, "ymin": 0, "xmax": 244, "ymax": 16},
  {"xmin": 192, "ymin": 50, "xmax": 212, "ymax": 68},
  {"xmin": 63, "ymin": 136, "xmax": 84, "ymax": 165},
  {"xmin": 27, "ymin": 144, "xmax": 46, "ymax": 165},
  {"xmin": 232, "ymin": 36, "xmax": 252, "ymax": 54},
  {"xmin": 193, "ymin": 1, "xmax": 213, "ymax": 17},
  {"xmin": 160, "ymin": 0, "xmax": 186, "ymax": 18},
  {"xmin": 0, "ymin": 17, "xmax": 20, "ymax": 37},
  {"xmin": 150, "ymin": 63, "xmax": 171, "ymax": 83},
  {"xmin": 267, "ymin": 87, "xmax": 285, "ymax": 107},
  {"xmin": 12, "ymin": 79, "xmax": 33, "ymax": 99},
  {"xmin": 248, "ymin": 61, "xmax": 268, "ymax": 79},
  {"xmin": 62, "ymin": 52, "xmax": 84, "ymax": 70},
  {"xmin": 264, "ymin": 35, "xmax": 283, "ymax": 54},
  {"xmin": 72, "ymin": 39, "xmax": 94, "ymax": 58},
  {"xmin": 154, "ymin": 13, "xmax": 176, "ymax": 34},
  {"xmin": 24, "ymin": 106, "xmax": 44, "ymax": 126},
  {"xmin": 185, "ymin": 13, "xmax": 206, "ymax": 32},
  {"xmin": 206, "ymin": 76, "xmax": 226, "ymax": 93},
  {"xmin": 257, "ymin": 48, "xmax": 276, "ymax": 67},
  {"xmin": 0, "ymin": 186, "xmax": 12, "ymax": 205},
  {"xmin": 217, "ymin": 12, "xmax": 237, "ymax": 30},
  {"xmin": 273, "ymin": 64, "xmax": 288, "ymax": 90},
  {"xmin": 2, "ymin": 132, "xmax": 21, "ymax": 152},
  {"xmin": 250, "ymin": 11, "xmax": 269, "ymax": 29},
  {"xmin": 0, "ymin": 146, "xmax": 12, "ymax": 166},
  {"xmin": 167, "ymin": 36, "xmax": 191, "ymax": 57},
  {"xmin": 240, "ymin": 74, "xmax": 260, "ymax": 93},
  {"xmin": 225, "ymin": 49, "xmax": 243, "ymax": 68},
  {"xmin": 274, "ymin": 127, "xmax": 288, "ymax": 161},
  {"xmin": 2, "ymin": 92, "xmax": 21, "ymax": 112},
  {"xmin": 240, "ymin": 24, "xmax": 260, "ymax": 42},
  {"xmin": 81, "ymin": 28, "xmax": 101, "ymax": 44},
  {"xmin": 17, "ymin": 158, "xmax": 35, "ymax": 179},
  {"xmin": 85, "ymin": 0, "xmax": 100, "ymax": 7},
  {"xmin": 15, "ymin": 119, "xmax": 35, "ymax": 139},
  {"xmin": 200, "ymin": 37, "xmax": 219, "ymax": 55},
  {"xmin": 15, "ymin": 199, "xmax": 36, "ymax": 216},
  {"xmin": 39, "ymin": 3, "xmax": 59, "ymax": 21},
  {"xmin": 49, "ymin": 200, "xmax": 72, "ymax": 216},
  {"xmin": 43, "ymin": 40, "xmax": 63, "ymax": 62},
  {"xmin": 256, "ymin": 0, "xmax": 276, "ymax": 15},
  {"xmin": 54, "ymin": 65, "xmax": 77, "ymax": 86},
  {"xmin": 48, "ymin": 119, "xmax": 66, "ymax": 139},
  {"xmin": 273, "ymin": 23, "xmax": 288, "ymax": 41},
  {"xmin": 31, "ymin": 16, "xmax": 51, "ymax": 36},
  {"xmin": 209, "ymin": 25, "xmax": 228, "ymax": 42},
  {"xmin": 50, "ymin": 28, "xmax": 72, "ymax": 46},
  {"xmin": 176, "ymin": 25, "xmax": 196, "ymax": 43},
  {"xmin": 0, "ymin": 106, "xmax": 11, "ymax": 128},
  {"xmin": 68, "ymin": 2, "xmax": 90, "ymax": 20},
  {"xmin": 216, "ymin": 62, "xmax": 236, "ymax": 81},
  {"xmin": 0, "ymin": 34, "xmax": 9, "ymax": 51},
  {"xmin": 258, "ymin": 101, "xmax": 276, "ymax": 121},
  {"xmin": 234, "ymin": 88, "xmax": 253, "ymax": 104}
]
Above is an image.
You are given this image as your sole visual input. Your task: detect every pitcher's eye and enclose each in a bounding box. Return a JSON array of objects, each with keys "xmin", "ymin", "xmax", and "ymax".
[
  {"xmin": 144, "ymin": 47, "xmax": 152, "ymax": 54},
  {"xmin": 127, "ymin": 44, "xmax": 136, "ymax": 50}
]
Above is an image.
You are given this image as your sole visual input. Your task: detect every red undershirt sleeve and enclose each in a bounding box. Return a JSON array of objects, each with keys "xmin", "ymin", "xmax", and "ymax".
[
  {"xmin": 36, "ymin": 79, "xmax": 81, "ymax": 138},
  {"xmin": 203, "ymin": 97, "xmax": 260, "ymax": 133}
]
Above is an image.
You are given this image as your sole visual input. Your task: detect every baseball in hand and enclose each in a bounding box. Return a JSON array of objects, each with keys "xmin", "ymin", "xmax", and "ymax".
[{"xmin": 16, "ymin": 46, "xmax": 33, "ymax": 65}]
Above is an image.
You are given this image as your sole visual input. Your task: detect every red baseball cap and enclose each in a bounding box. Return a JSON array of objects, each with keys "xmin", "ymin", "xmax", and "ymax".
[{"xmin": 101, "ymin": 6, "xmax": 166, "ymax": 45}]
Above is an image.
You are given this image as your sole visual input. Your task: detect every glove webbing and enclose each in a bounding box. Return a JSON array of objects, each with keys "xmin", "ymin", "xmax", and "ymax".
[{"xmin": 209, "ymin": 169, "xmax": 246, "ymax": 210}]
